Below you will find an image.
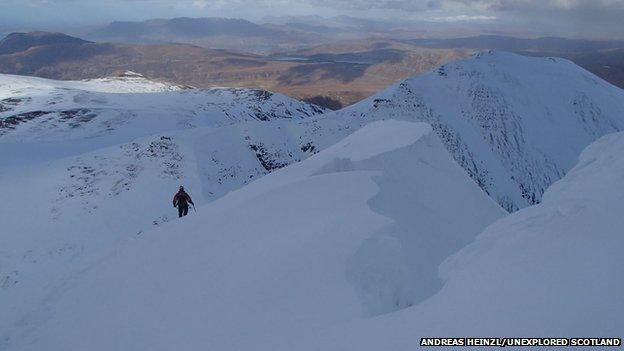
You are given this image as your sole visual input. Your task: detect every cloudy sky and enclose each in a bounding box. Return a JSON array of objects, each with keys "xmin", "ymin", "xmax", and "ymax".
[{"xmin": 1, "ymin": 0, "xmax": 623, "ymax": 39}]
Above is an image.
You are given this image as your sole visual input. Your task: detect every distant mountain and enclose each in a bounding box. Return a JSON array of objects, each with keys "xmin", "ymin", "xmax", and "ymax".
[
  {"xmin": 0, "ymin": 32, "xmax": 123, "ymax": 76},
  {"xmin": 559, "ymin": 48, "xmax": 624, "ymax": 90},
  {"xmin": 12, "ymin": 30, "xmax": 624, "ymax": 115},
  {"xmin": 0, "ymin": 31, "xmax": 89, "ymax": 55},
  {"xmin": 262, "ymin": 15, "xmax": 418, "ymax": 32},
  {"xmin": 0, "ymin": 31, "xmax": 266, "ymax": 79},
  {"xmin": 84, "ymin": 17, "xmax": 309, "ymax": 53},
  {"xmin": 405, "ymin": 35, "xmax": 624, "ymax": 91},
  {"xmin": 0, "ymin": 32, "xmax": 470, "ymax": 109},
  {"xmin": 409, "ymin": 35, "xmax": 624, "ymax": 53},
  {"xmin": 90, "ymin": 17, "xmax": 284, "ymax": 42}
]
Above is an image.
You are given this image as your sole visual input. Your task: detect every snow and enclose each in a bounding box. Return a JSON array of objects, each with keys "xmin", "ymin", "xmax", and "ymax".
[
  {"xmin": 288, "ymin": 130, "xmax": 624, "ymax": 351},
  {"xmin": 1, "ymin": 120, "xmax": 504, "ymax": 350},
  {"xmin": 0, "ymin": 73, "xmax": 323, "ymax": 147},
  {"xmin": 0, "ymin": 73, "xmax": 326, "ymax": 346},
  {"xmin": 318, "ymin": 51, "xmax": 624, "ymax": 211},
  {"xmin": 2, "ymin": 52, "xmax": 623, "ymax": 350},
  {"xmin": 0, "ymin": 72, "xmax": 184, "ymax": 97}
]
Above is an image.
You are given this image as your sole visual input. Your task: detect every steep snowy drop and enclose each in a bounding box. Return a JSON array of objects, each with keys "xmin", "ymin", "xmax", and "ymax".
[
  {"xmin": 289, "ymin": 129, "xmax": 624, "ymax": 351},
  {"xmin": 2, "ymin": 120, "xmax": 504, "ymax": 350},
  {"xmin": 308, "ymin": 51, "xmax": 624, "ymax": 211}
]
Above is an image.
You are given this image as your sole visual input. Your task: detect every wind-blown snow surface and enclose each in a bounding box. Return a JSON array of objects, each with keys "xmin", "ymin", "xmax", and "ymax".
[
  {"xmin": 289, "ymin": 130, "xmax": 624, "ymax": 351},
  {"xmin": 3, "ymin": 52, "xmax": 624, "ymax": 349},
  {"xmin": 315, "ymin": 51, "xmax": 624, "ymax": 211},
  {"xmin": 0, "ymin": 71, "xmax": 185, "ymax": 96},
  {"xmin": 2, "ymin": 120, "xmax": 505, "ymax": 350},
  {"xmin": 0, "ymin": 73, "xmax": 323, "ymax": 149},
  {"xmin": 0, "ymin": 73, "xmax": 326, "ymax": 343}
]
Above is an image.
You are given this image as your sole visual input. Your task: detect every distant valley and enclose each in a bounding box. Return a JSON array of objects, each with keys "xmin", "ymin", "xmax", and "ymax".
[
  {"xmin": 0, "ymin": 30, "xmax": 470, "ymax": 108},
  {"xmin": 2, "ymin": 18, "xmax": 624, "ymax": 109}
]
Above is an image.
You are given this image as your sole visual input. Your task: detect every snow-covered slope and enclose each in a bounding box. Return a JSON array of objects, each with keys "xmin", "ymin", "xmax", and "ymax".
[
  {"xmin": 289, "ymin": 129, "xmax": 624, "ymax": 351},
  {"xmin": 0, "ymin": 73, "xmax": 323, "ymax": 147},
  {"xmin": 315, "ymin": 51, "xmax": 624, "ymax": 211},
  {"xmin": 2, "ymin": 120, "xmax": 505, "ymax": 350},
  {"xmin": 0, "ymin": 73, "xmax": 326, "ymax": 342},
  {"xmin": 0, "ymin": 71, "xmax": 185, "ymax": 95},
  {"xmin": 7, "ymin": 122, "xmax": 622, "ymax": 351},
  {"xmin": 0, "ymin": 73, "xmax": 325, "ymax": 243},
  {"xmin": 3, "ymin": 52, "xmax": 623, "ymax": 349}
]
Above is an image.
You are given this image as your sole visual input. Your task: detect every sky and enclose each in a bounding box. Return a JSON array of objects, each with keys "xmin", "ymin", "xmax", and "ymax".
[{"xmin": 1, "ymin": 0, "xmax": 623, "ymax": 39}]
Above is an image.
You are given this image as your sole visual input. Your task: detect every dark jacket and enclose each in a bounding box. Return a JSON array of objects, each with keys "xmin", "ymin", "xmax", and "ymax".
[{"xmin": 173, "ymin": 190, "xmax": 194, "ymax": 208}]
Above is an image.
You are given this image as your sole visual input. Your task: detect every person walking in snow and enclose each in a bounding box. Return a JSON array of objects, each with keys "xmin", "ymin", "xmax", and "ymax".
[{"xmin": 173, "ymin": 186, "xmax": 194, "ymax": 218}]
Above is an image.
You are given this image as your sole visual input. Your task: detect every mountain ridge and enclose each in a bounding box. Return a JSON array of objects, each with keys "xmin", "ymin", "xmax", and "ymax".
[
  {"xmin": 408, "ymin": 34, "xmax": 624, "ymax": 53},
  {"xmin": 2, "ymin": 50, "xmax": 624, "ymax": 349},
  {"xmin": 0, "ymin": 31, "xmax": 90, "ymax": 55},
  {"xmin": 307, "ymin": 51, "xmax": 624, "ymax": 211},
  {"xmin": 90, "ymin": 17, "xmax": 286, "ymax": 43}
]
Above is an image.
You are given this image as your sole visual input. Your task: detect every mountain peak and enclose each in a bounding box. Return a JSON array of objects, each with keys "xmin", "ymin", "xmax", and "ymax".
[{"xmin": 334, "ymin": 50, "xmax": 624, "ymax": 211}]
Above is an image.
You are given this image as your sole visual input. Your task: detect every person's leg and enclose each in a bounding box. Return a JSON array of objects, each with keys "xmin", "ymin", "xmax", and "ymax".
[
  {"xmin": 183, "ymin": 206, "xmax": 189, "ymax": 217},
  {"xmin": 178, "ymin": 206, "xmax": 184, "ymax": 218}
]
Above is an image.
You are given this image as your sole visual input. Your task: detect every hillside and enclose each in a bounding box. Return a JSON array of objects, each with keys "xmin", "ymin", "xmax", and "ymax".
[
  {"xmin": 292, "ymin": 128, "xmax": 624, "ymax": 350},
  {"xmin": 86, "ymin": 17, "xmax": 307, "ymax": 53},
  {"xmin": 0, "ymin": 32, "xmax": 471, "ymax": 108},
  {"xmin": 409, "ymin": 35, "xmax": 624, "ymax": 53},
  {"xmin": 0, "ymin": 73, "xmax": 329, "ymax": 344},
  {"xmin": 407, "ymin": 35, "xmax": 624, "ymax": 91},
  {"xmin": 1, "ymin": 120, "xmax": 505, "ymax": 350},
  {"xmin": 5, "ymin": 108, "xmax": 624, "ymax": 349},
  {"xmin": 2, "ymin": 52, "xmax": 624, "ymax": 349},
  {"xmin": 320, "ymin": 51, "xmax": 624, "ymax": 211},
  {"xmin": 0, "ymin": 73, "xmax": 324, "ymax": 143},
  {"xmin": 0, "ymin": 32, "xmax": 279, "ymax": 84},
  {"xmin": 560, "ymin": 48, "xmax": 624, "ymax": 91},
  {"xmin": 0, "ymin": 31, "xmax": 89, "ymax": 55}
]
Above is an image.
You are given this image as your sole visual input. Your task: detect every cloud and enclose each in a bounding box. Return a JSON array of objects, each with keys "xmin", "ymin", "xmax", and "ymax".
[
  {"xmin": 2, "ymin": 0, "xmax": 623, "ymax": 39},
  {"xmin": 303, "ymin": 0, "xmax": 442, "ymax": 11},
  {"xmin": 428, "ymin": 15, "xmax": 497, "ymax": 22},
  {"xmin": 467, "ymin": 0, "xmax": 624, "ymax": 37},
  {"xmin": 192, "ymin": 0, "xmax": 209, "ymax": 9}
]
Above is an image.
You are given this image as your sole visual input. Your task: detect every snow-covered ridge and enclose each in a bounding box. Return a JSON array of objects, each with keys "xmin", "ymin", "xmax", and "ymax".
[
  {"xmin": 289, "ymin": 130, "xmax": 624, "ymax": 351},
  {"xmin": 6, "ymin": 51, "xmax": 623, "ymax": 212},
  {"xmin": 0, "ymin": 73, "xmax": 325, "ymax": 144},
  {"xmin": 2, "ymin": 51, "xmax": 623, "ymax": 349},
  {"xmin": 1, "ymin": 120, "xmax": 505, "ymax": 350},
  {"xmin": 0, "ymin": 73, "xmax": 327, "ymax": 343},
  {"xmin": 318, "ymin": 50, "xmax": 624, "ymax": 211},
  {"xmin": 0, "ymin": 72, "xmax": 185, "ymax": 96}
]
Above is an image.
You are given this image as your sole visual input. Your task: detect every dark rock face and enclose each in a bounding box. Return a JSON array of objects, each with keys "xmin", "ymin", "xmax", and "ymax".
[
  {"xmin": 0, "ymin": 111, "xmax": 49, "ymax": 134},
  {"xmin": 303, "ymin": 96, "xmax": 343, "ymax": 110},
  {"xmin": 0, "ymin": 97, "xmax": 31, "ymax": 112}
]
